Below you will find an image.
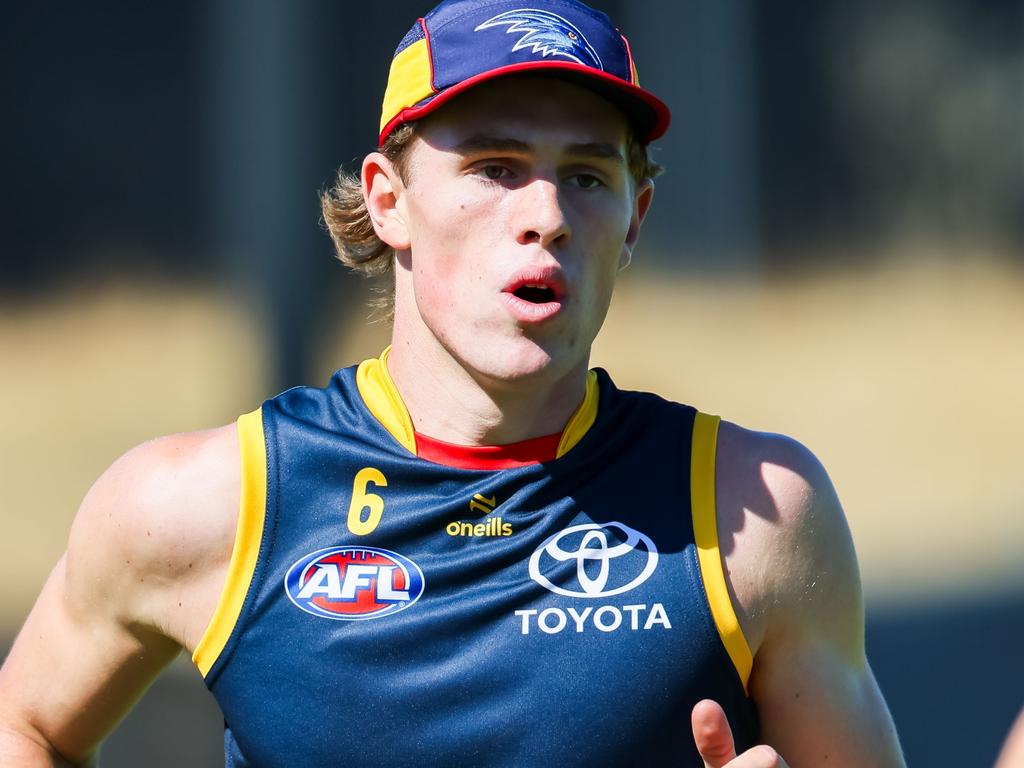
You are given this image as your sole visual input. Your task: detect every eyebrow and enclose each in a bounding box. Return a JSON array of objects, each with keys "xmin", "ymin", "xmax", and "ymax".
[
  {"xmin": 451, "ymin": 133, "xmax": 624, "ymax": 163},
  {"xmin": 565, "ymin": 142, "xmax": 625, "ymax": 162},
  {"xmin": 453, "ymin": 134, "xmax": 531, "ymax": 155}
]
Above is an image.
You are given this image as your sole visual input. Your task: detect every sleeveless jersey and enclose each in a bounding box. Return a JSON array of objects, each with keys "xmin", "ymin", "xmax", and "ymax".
[{"xmin": 191, "ymin": 349, "xmax": 759, "ymax": 767}]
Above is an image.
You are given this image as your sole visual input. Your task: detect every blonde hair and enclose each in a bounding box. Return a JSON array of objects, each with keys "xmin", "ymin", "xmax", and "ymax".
[{"xmin": 320, "ymin": 121, "xmax": 663, "ymax": 315}]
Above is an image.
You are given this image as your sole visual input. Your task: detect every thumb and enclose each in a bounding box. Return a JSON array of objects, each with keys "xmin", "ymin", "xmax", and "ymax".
[{"xmin": 692, "ymin": 698, "xmax": 738, "ymax": 768}]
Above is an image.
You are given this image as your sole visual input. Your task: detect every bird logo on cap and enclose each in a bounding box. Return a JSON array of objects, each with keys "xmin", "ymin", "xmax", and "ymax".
[{"xmin": 474, "ymin": 9, "xmax": 603, "ymax": 69}]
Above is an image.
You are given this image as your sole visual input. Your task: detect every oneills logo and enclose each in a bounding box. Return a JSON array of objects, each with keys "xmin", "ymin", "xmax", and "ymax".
[
  {"xmin": 446, "ymin": 493, "xmax": 513, "ymax": 537},
  {"xmin": 446, "ymin": 518, "xmax": 513, "ymax": 537}
]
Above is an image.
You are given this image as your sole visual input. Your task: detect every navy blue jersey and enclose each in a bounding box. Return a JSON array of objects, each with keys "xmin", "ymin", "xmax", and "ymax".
[{"xmin": 192, "ymin": 349, "xmax": 759, "ymax": 767}]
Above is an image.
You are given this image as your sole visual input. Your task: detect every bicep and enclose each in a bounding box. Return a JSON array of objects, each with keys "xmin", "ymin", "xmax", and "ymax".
[
  {"xmin": 720, "ymin": 426, "xmax": 905, "ymax": 766},
  {"xmin": 0, "ymin": 553, "xmax": 179, "ymax": 764},
  {"xmin": 751, "ymin": 456, "xmax": 904, "ymax": 766},
  {"xmin": 750, "ymin": 631, "xmax": 904, "ymax": 767},
  {"xmin": 0, "ymin": 427, "xmax": 238, "ymax": 763}
]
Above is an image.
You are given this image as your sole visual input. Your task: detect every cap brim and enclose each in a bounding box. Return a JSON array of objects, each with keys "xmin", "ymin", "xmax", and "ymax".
[{"xmin": 379, "ymin": 60, "xmax": 671, "ymax": 146}]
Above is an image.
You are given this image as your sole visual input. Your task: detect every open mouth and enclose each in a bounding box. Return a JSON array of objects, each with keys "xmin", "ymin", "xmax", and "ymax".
[
  {"xmin": 513, "ymin": 284, "xmax": 557, "ymax": 304},
  {"xmin": 502, "ymin": 272, "xmax": 566, "ymax": 322}
]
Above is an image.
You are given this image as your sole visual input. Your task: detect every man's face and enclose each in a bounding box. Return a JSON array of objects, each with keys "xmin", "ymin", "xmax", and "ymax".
[{"xmin": 388, "ymin": 76, "xmax": 652, "ymax": 387}]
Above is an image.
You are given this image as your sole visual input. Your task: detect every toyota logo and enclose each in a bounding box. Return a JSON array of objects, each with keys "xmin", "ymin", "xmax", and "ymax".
[{"xmin": 528, "ymin": 522, "xmax": 659, "ymax": 598}]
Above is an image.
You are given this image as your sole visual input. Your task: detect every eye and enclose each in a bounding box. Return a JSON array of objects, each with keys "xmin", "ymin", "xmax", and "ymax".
[
  {"xmin": 479, "ymin": 164, "xmax": 512, "ymax": 181},
  {"xmin": 570, "ymin": 173, "xmax": 604, "ymax": 189}
]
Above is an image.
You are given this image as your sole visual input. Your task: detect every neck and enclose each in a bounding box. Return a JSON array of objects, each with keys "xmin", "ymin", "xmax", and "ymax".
[{"xmin": 386, "ymin": 335, "xmax": 590, "ymax": 447}]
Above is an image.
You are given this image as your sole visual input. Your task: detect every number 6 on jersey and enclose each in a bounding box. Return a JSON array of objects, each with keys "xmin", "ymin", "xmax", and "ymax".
[{"xmin": 347, "ymin": 467, "xmax": 387, "ymax": 535}]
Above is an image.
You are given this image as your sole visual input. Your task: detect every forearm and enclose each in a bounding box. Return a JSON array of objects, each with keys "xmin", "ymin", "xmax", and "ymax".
[
  {"xmin": 0, "ymin": 723, "xmax": 93, "ymax": 768},
  {"xmin": 0, "ymin": 550, "xmax": 180, "ymax": 768}
]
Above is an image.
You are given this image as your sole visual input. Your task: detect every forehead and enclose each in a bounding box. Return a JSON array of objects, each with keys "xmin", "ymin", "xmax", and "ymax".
[{"xmin": 415, "ymin": 75, "xmax": 631, "ymax": 151}]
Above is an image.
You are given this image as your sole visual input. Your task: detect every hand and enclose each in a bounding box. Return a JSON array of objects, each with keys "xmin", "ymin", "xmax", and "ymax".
[{"xmin": 692, "ymin": 699, "xmax": 790, "ymax": 768}]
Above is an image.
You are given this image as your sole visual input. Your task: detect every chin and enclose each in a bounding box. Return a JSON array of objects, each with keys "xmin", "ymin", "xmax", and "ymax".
[
  {"xmin": 480, "ymin": 348, "xmax": 553, "ymax": 383},
  {"xmin": 463, "ymin": 334, "xmax": 583, "ymax": 388}
]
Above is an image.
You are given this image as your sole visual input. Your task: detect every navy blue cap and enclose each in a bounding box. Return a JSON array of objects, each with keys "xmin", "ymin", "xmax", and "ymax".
[{"xmin": 379, "ymin": 0, "xmax": 671, "ymax": 144}]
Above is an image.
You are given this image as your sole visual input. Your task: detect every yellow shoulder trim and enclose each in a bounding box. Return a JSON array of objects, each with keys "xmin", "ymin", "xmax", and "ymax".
[
  {"xmin": 192, "ymin": 407, "xmax": 268, "ymax": 678},
  {"xmin": 691, "ymin": 412, "xmax": 754, "ymax": 692},
  {"xmin": 556, "ymin": 370, "xmax": 600, "ymax": 458},
  {"xmin": 380, "ymin": 38, "xmax": 433, "ymax": 135},
  {"xmin": 355, "ymin": 346, "xmax": 417, "ymax": 454}
]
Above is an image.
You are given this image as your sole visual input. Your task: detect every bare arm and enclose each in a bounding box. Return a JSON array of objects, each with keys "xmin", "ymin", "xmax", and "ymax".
[
  {"xmin": 0, "ymin": 556, "xmax": 178, "ymax": 766},
  {"xmin": 697, "ymin": 422, "xmax": 905, "ymax": 768},
  {"xmin": 0, "ymin": 426, "xmax": 238, "ymax": 765},
  {"xmin": 0, "ymin": 724, "xmax": 89, "ymax": 768},
  {"xmin": 997, "ymin": 708, "xmax": 1024, "ymax": 768}
]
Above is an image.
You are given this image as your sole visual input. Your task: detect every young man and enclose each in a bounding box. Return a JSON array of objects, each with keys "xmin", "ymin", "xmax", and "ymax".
[{"xmin": 0, "ymin": 1, "xmax": 906, "ymax": 765}]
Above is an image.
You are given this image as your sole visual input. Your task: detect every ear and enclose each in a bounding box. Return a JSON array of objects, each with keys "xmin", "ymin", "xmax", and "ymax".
[
  {"xmin": 362, "ymin": 152, "xmax": 411, "ymax": 250},
  {"xmin": 620, "ymin": 179, "xmax": 654, "ymax": 270}
]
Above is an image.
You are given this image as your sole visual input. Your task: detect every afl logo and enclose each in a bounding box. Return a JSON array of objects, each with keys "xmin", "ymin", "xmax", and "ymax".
[
  {"xmin": 529, "ymin": 522, "xmax": 658, "ymax": 598},
  {"xmin": 284, "ymin": 546, "xmax": 425, "ymax": 620}
]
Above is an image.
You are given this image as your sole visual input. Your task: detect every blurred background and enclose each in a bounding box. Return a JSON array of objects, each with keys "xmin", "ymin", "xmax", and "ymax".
[{"xmin": 2, "ymin": 0, "xmax": 1021, "ymax": 765}]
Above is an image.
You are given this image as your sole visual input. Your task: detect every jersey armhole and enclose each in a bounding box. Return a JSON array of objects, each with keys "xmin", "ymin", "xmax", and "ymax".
[
  {"xmin": 691, "ymin": 411, "xmax": 754, "ymax": 693},
  {"xmin": 191, "ymin": 406, "xmax": 268, "ymax": 678}
]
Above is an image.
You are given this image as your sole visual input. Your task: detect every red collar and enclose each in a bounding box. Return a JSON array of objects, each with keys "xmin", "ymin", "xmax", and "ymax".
[{"xmin": 414, "ymin": 430, "xmax": 562, "ymax": 469}]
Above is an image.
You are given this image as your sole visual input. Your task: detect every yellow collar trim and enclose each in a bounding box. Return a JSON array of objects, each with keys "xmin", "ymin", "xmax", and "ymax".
[
  {"xmin": 556, "ymin": 370, "xmax": 599, "ymax": 458},
  {"xmin": 355, "ymin": 348, "xmax": 600, "ymax": 460},
  {"xmin": 355, "ymin": 347, "xmax": 417, "ymax": 454}
]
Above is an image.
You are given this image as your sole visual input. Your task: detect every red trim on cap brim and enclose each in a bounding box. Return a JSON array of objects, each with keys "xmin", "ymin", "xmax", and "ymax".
[{"xmin": 378, "ymin": 60, "xmax": 671, "ymax": 146}]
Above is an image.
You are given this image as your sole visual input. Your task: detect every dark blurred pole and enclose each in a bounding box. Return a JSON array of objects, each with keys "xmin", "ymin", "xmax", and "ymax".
[
  {"xmin": 203, "ymin": 0, "xmax": 324, "ymax": 391},
  {"xmin": 621, "ymin": 0, "xmax": 759, "ymax": 272}
]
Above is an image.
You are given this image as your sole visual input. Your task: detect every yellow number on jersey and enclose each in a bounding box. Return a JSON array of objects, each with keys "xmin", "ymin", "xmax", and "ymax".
[{"xmin": 347, "ymin": 467, "xmax": 387, "ymax": 536}]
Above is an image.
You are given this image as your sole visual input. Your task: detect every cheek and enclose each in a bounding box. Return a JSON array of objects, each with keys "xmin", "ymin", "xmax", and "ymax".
[
  {"xmin": 602, "ymin": 196, "xmax": 635, "ymax": 240},
  {"xmin": 571, "ymin": 187, "xmax": 633, "ymax": 237},
  {"xmin": 406, "ymin": 196, "xmax": 458, "ymax": 285},
  {"xmin": 411, "ymin": 249, "xmax": 456, "ymax": 318},
  {"xmin": 413, "ymin": 270, "xmax": 442, "ymax": 305},
  {"xmin": 576, "ymin": 199, "xmax": 633, "ymax": 275},
  {"xmin": 407, "ymin": 228, "xmax": 474, "ymax": 321},
  {"xmin": 408, "ymin": 184, "xmax": 498, "ymax": 255},
  {"xmin": 408, "ymin": 189, "xmax": 503, "ymax": 301},
  {"xmin": 602, "ymin": 197, "xmax": 636, "ymax": 269}
]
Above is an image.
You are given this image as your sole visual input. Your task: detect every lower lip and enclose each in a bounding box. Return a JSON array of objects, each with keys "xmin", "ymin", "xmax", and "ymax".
[{"xmin": 501, "ymin": 292, "xmax": 565, "ymax": 323}]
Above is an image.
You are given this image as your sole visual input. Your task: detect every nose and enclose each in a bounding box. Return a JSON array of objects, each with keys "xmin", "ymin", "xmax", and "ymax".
[{"xmin": 516, "ymin": 179, "xmax": 571, "ymax": 248}]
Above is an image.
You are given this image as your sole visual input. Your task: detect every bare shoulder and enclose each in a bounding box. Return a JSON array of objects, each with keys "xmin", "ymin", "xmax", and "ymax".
[
  {"xmin": 714, "ymin": 419, "xmax": 862, "ymax": 655},
  {"xmin": 713, "ymin": 421, "xmax": 907, "ymax": 766},
  {"xmin": 0, "ymin": 424, "xmax": 242, "ymax": 761},
  {"xmin": 66, "ymin": 423, "xmax": 240, "ymax": 648}
]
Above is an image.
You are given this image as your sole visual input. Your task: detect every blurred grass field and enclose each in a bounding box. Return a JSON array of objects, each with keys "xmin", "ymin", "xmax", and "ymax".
[{"xmin": 2, "ymin": 258, "xmax": 1023, "ymax": 628}]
